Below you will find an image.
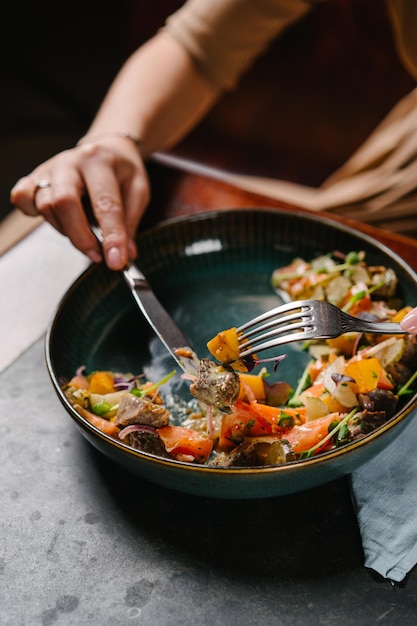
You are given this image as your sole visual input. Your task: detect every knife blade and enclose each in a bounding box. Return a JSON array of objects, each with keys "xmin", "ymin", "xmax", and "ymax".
[
  {"xmin": 122, "ymin": 262, "xmax": 200, "ymax": 375},
  {"xmin": 90, "ymin": 223, "xmax": 199, "ymax": 376}
]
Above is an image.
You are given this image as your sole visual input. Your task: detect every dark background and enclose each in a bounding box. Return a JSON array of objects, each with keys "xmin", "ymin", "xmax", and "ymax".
[{"xmin": 1, "ymin": 0, "xmax": 415, "ymax": 225}]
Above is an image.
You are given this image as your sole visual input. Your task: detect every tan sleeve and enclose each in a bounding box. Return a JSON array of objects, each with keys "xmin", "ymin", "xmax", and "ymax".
[
  {"xmin": 386, "ymin": 0, "xmax": 417, "ymax": 81},
  {"xmin": 163, "ymin": 0, "xmax": 316, "ymax": 91}
]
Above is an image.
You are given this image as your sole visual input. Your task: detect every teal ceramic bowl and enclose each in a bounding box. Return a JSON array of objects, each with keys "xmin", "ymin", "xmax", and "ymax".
[{"xmin": 46, "ymin": 208, "xmax": 417, "ymax": 498}]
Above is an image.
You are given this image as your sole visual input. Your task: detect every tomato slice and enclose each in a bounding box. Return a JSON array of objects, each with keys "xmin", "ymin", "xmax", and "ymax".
[
  {"xmin": 378, "ymin": 368, "xmax": 395, "ymax": 390},
  {"xmin": 218, "ymin": 400, "xmax": 306, "ymax": 451},
  {"xmin": 74, "ymin": 404, "xmax": 121, "ymax": 438},
  {"xmin": 249, "ymin": 401, "xmax": 306, "ymax": 429},
  {"xmin": 284, "ymin": 412, "xmax": 340, "ymax": 453},
  {"xmin": 218, "ymin": 402, "xmax": 266, "ymax": 450},
  {"xmin": 158, "ymin": 426, "xmax": 213, "ymax": 463}
]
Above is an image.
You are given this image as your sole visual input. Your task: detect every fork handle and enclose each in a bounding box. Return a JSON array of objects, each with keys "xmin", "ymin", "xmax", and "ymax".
[{"xmin": 340, "ymin": 318, "xmax": 403, "ymax": 335}]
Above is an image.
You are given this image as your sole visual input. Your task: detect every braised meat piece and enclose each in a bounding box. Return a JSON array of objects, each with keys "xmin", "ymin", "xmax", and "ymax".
[
  {"xmin": 356, "ymin": 410, "xmax": 390, "ymax": 434},
  {"xmin": 385, "ymin": 360, "xmax": 413, "ymax": 387},
  {"xmin": 368, "ymin": 267, "xmax": 398, "ymax": 298},
  {"xmin": 401, "ymin": 334, "xmax": 417, "ymax": 368},
  {"xmin": 190, "ymin": 358, "xmax": 240, "ymax": 411},
  {"xmin": 358, "ymin": 388, "xmax": 398, "ymax": 419},
  {"xmin": 209, "ymin": 438, "xmax": 295, "ymax": 467},
  {"xmin": 124, "ymin": 430, "xmax": 171, "ymax": 457},
  {"xmin": 212, "ymin": 440, "xmax": 259, "ymax": 467},
  {"xmin": 115, "ymin": 393, "xmax": 170, "ymax": 428}
]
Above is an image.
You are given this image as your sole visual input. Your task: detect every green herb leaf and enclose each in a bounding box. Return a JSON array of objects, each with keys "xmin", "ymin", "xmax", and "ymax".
[
  {"xmin": 345, "ymin": 251, "xmax": 362, "ymax": 265},
  {"xmin": 278, "ymin": 412, "xmax": 295, "ymax": 428},
  {"xmin": 397, "ymin": 369, "xmax": 417, "ymax": 397},
  {"xmin": 288, "ymin": 360, "xmax": 313, "ymax": 407},
  {"xmin": 92, "ymin": 401, "xmax": 115, "ymax": 416},
  {"xmin": 301, "ymin": 407, "xmax": 358, "ymax": 457},
  {"xmin": 130, "ymin": 369, "xmax": 176, "ymax": 397}
]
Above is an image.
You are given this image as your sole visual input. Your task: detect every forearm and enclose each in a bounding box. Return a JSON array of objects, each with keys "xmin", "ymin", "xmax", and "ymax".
[{"xmin": 85, "ymin": 31, "xmax": 220, "ymax": 156}]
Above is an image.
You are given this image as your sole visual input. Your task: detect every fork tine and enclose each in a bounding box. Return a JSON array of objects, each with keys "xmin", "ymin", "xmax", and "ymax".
[
  {"xmin": 239, "ymin": 329, "xmax": 315, "ymax": 357},
  {"xmin": 239, "ymin": 310, "xmax": 312, "ymax": 342},
  {"xmin": 237, "ymin": 300, "xmax": 312, "ymax": 333},
  {"xmin": 239, "ymin": 319, "xmax": 312, "ymax": 350},
  {"xmin": 238, "ymin": 300, "xmax": 316, "ymax": 357}
]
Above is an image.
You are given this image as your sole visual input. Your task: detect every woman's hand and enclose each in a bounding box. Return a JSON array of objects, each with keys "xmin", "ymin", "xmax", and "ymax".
[
  {"xmin": 10, "ymin": 134, "xmax": 150, "ymax": 270},
  {"xmin": 10, "ymin": 30, "xmax": 219, "ymax": 271}
]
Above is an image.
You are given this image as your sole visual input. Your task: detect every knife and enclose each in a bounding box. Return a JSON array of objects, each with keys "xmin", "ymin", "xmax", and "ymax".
[{"xmin": 90, "ymin": 223, "xmax": 200, "ymax": 376}]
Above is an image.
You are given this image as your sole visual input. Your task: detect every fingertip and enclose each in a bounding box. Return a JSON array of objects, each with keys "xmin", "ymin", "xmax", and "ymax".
[
  {"xmin": 106, "ymin": 246, "xmax": 125, "ymax": 270},
  {"xmin": 400, "ymin": 308, "xmax": 417, "ymax": 333},
  {"xmin": 86, "ymin": 249, "xmax": 103, "ymax": 264},
  {"xmin": 9, "ymin": 186, "xmax": 17, "ymax": 203},
  {"xmin": 9, "ymin": 179, "xmax": 26, "ymax": 203}
]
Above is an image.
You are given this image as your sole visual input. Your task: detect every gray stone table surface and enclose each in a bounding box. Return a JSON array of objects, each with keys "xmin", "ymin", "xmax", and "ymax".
[{"xmin": 1, "ymin": 337, "xmax": 417, "ymax": 626}]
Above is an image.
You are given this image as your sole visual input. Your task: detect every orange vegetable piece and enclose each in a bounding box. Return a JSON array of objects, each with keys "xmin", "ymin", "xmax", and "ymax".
[
  {"xmin": 207, "ymin": 327, "xmax": 253, "ymax": 372},
  {"xmin": 323, "ymin": 394, "xmax": 349, "ymax": 414},
  {"xmin": 345, "ymin": 357, "xmax": 382, "ymax": 394},
  {"xmin": 375, "ymin": 307, "xmax": 409, "ymax": 342},
  {"xmin": 238, "ymin": 373, "xmax": 266, "ymax": 401},
  {"xmin": 175, "ymin": 348, "xmax": 194, "ymax": 358},
  {"xmin": 391, "ymin": 306, "xmax": 412, "ymax": 323},
  {"xmin": 207, "ymin": 327, "xmax": 239, "ymax": 361},
  {"xmin": 326, "ymin": 332, "xmax": 358, "ymax": 357},
  {"xmin": 88, "ymin": 371, "xmax": 115, "ymax": 394},
  {"xmin": 158, "ymin": 426, "xmax": 213, "ymax": 464}
]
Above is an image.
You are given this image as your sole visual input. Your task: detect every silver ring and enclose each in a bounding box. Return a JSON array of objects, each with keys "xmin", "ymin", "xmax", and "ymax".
[
  {"xmin": 33, "ymin": 180, "xmax": 51, "ymax": 204},
  {"xmin": 34, "ymin": 180, "xmax": 51, "ymax": 191}
]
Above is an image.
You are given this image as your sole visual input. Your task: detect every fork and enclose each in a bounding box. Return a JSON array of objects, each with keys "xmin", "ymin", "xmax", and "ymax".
[{"xmin": 237, "ymin": 299, "xmax": 405, "ymax": 359}]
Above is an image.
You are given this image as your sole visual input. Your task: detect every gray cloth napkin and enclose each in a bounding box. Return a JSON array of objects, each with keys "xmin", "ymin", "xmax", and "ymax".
[{"xmin": 350, "ymin": 409, "xmax": 417, "ymax": 583}]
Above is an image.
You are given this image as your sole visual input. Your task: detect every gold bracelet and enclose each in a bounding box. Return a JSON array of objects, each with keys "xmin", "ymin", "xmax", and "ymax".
[{"xmin": 76, "ymin": 131, "xmax": 143, "ymax": 151}]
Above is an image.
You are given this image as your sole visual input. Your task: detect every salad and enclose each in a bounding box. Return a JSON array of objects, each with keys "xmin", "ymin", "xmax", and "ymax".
[{"xmin": 61, "ymin": 250, "xmax": 417, "ymax": 467}]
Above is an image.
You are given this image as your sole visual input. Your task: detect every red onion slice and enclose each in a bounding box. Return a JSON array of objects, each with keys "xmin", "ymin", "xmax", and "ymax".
[{"xmin": 118, "ymin": 424, "xmax": 157, "ymax": 440}]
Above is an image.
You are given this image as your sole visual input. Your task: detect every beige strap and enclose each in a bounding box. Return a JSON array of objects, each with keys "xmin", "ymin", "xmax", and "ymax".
[
  {"xmin": 228, "ymin": 88, "xmax": 417, "ymax": 233},
  {"xmin": 0, "ymin": 210, "xmax": 43, "ymax": 257}
]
